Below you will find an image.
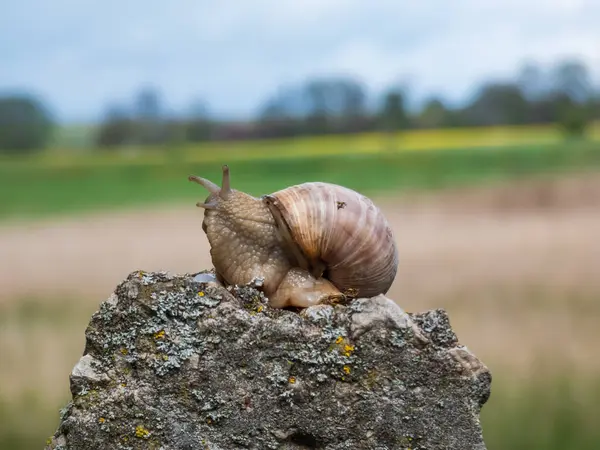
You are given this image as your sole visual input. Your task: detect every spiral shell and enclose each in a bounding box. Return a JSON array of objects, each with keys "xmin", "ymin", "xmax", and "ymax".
[{"xmin": 263, "ymin": 182, "xmax": 399, "ymax": 298}]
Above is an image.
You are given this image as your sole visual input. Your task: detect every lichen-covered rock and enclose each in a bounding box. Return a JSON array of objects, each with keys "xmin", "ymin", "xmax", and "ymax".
[{"xmin": 45, "ymin": 270, "xmax": 491, "ymax": 450}]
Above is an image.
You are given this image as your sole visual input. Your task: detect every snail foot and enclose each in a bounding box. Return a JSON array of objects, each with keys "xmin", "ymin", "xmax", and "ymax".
[{"xmin": 268, "ymin": 268, "xmax": 345, "ymax": 309}]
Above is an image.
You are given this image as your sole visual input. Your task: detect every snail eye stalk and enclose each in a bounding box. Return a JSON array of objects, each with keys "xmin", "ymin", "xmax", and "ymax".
[
  {"xmin": 220, "ymin": 165, "xmax": 231, "ymax": 200},
  {"xmin": 188, "ymin": 175, "xmax": 220, "ymax": 194}
]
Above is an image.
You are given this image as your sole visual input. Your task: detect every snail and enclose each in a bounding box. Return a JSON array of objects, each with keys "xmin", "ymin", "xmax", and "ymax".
[{"xmin": 189, "ymin": 165, "xmax": 399, "ymax": 309}]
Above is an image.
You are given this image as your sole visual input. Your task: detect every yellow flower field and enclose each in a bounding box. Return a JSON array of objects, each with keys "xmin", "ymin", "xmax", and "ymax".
[{"xmin": 4, "ymin": 121, "xmax": 599, "ymax": 170}]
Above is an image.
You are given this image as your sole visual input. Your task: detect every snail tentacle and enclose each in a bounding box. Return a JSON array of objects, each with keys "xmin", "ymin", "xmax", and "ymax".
[
  {"xmin": 196, "ymin": 201, "xmax": 218, "ymax": 210},
  {"xmin": 219, "ymin": 165, "xmax": 232, "ymax": 200},
  {"xmin": 188, "ymin": 175, "xmax": 220, "ymax": 194}
]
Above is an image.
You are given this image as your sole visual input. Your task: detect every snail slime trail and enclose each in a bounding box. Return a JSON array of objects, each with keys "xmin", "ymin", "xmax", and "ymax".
[{"xmin": 189, "ymin": 165, "xmax": 399, "ymax": 309}]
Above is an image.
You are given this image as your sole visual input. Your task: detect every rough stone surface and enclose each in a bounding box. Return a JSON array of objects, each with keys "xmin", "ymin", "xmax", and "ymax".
[{"xmin": 45, "ymin": 270, "xmax": 492, "ymax": 450}]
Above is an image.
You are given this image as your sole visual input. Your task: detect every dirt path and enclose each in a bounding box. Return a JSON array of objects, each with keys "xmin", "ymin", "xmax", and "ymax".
[{"xmin": 1, "ymin": 173, "xmax": 600, "ymax": 375}]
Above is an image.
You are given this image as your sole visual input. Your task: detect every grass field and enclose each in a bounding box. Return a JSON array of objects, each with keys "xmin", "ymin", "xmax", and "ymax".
[
  {"xmin": 1, "ymin": 128, "xmax": 600, "ymax": 449},
  {"xmin": 1, "ymin": 137, "xmax": 599, "ymax": 222}
]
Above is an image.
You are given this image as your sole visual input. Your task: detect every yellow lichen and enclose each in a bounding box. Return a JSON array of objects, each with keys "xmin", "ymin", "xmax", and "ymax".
[
  {"xmin": 256, "ymin": 305, "xmax": 264, "ymax": 313},
  {"xmin": 289, "ymin": 376, "xmax": 296, "ymax": 384},
  {"xmin": 98, "ymin": 417, "xmax": 106, "ymax": 424},
  {"xmin": 343, "ymin": 344, "xmax": 355, "ymax": 357},
  {"xmin": 154, "ymin": 330, "xmax": 165, "ymax": 339},
  {"xmin": 335, "ymin": 336, "xmax": 343, "ymax": 344},
  {"xmin": 343, "ymin": 365, "xmax": 351, "ymax": 374},
  {"xmin": 120, "ymin": 348, "xmax": 128, "ymax": 355},
  {"xmin": 135, "ymin": 425, "xmax": 150, "ymax": 439},
  {"xmin": 121, "ymin": 383, "xmax": 127, "ymax": 387}
]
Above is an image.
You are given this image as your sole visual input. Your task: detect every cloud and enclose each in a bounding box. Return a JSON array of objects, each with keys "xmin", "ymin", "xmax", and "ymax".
[{"xmin": 1, "ymin": 0, "xmax": 598, "ymax": 122}]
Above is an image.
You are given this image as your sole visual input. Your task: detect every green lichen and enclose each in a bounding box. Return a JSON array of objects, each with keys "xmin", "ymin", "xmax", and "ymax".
[{"xmin": 134, "ymin": 424, "xmax": 150, "ymax": 439}]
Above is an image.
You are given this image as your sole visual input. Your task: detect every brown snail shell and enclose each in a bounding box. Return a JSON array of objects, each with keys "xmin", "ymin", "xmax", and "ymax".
[{"xmin": 263, "ymin": 182, "xmax": 399, "ymax": 299}]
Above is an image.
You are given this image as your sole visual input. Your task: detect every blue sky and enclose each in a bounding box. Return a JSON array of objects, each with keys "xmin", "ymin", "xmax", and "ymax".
[{"xmin": 1, "ymin": 0, "xmax": 599, "ymax": 123}]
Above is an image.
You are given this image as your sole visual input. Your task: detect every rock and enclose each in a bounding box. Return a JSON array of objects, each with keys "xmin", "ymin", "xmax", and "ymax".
[{"xmin": 45, "ymin": 270, "xmax": 492, "ymax": 450}]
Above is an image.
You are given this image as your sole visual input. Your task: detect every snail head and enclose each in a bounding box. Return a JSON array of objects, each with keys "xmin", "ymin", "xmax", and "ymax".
[
  {"xmin": 189, "ymin": 163, "xmax": 278, "ymax": 247},
  {"xmin": 188, "ymin": 165, "xmax": 233, "ymax": 209},
  {"xmin": 189, "ymin": 165, "xmax": 281, "ymax": 282}
]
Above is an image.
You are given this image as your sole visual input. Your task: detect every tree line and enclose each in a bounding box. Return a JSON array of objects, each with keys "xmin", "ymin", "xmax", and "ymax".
[{"xmin": 0, "ymin": 59, "xmax": 598, "ymax": 154}]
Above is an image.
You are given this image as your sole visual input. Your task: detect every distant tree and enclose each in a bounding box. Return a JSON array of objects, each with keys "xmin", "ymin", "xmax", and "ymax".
[
  {"xmin": 95, "ymin": 87, "xmax": 173, "ymax": 149},
  {"xmin": 417, "ymin": 97, "xmax": 449, "ymax": 128},
  {"xmin": 0, "ymin": 94, "xmax": 54, "ymax": 154},
  {"xmin": 253, "ymin": 76, "xmax": 371, "ymax": 137},
  {"xmin": 591, "ymin": 94, "xmax": 600, "ymax": 120},
  {"xmin": 527, "ymin": 96, "xmax": 560, "ymax": 123},
  {"xmin": 551, "ymin": 60, "xmax": 592, "ymax": 103},
  {"xmin": 163, "ymin": 119, "xmax": 189, "ymax": 145},
  {"xmin": 340, "ymin": 80, "xmax": 367, "ymax": 116},
  {"xmin": 185, "ymin": 99, "xmax": 213, "ymax": 142},
  {"xmin": 133, "ymin": 87, "xmax": 167, "ymax": 145},
  {"xmin": 95, "ymin": 103, "xmax": 136, "ymax": 148},
  {"xmin": 254, "ymin": 89, "xmax": 293, "ymax": 139},
  {"xmin": 210, "ymin": 58, "xmax": 600, "ymax": 141},
  {"xmin": 549, "ymin": 60, "xmax": 594, "ymax": 137},
  {"xmin": 379, "ymin": 89, "xmax": 409, "ymax": 132},
  {"xmin": 257, "ymin": 99, "xmax": 300, "ymax": 139},
  {"xmin": 338, "ymin": 78, "xmax": 368, "ymax": 133},
  {"xmin": 545, "ymin": 91, "xmax": 588, "ymax": 138},
  {"xmin": 517, "ymin": 62, "xmax": 548, "ymax": 102},
  {"xmin": 303, "ymin": 79, "xmax": 333, "ymax": 135},
  {"xmin": 134, "ymin": 87, "xmax": 162, "ymax": 120},
  {"xmin": 301, "ymin": 77, "xmax": 368, "ymax": 134},
  {"xmin": 185, "ymin": 120, "xmax": 212, "ymax": 142},
  {"xmin": 558, "ymin": 103, "xmax": 588, "ymax": 137},
  {"xmin": 462, "ymin": 83, "xmax": 529, "ymax": 126}
]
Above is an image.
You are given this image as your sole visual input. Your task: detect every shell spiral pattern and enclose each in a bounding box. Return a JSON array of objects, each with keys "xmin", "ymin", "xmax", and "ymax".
[{"xmin": 265, "ymin": 182, "xmax": 399, "ymax": 298}]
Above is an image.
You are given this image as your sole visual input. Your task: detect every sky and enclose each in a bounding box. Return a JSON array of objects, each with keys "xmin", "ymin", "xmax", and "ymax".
[{"xmin": 1, "ymin": 0, "xmax": 599, "ymax": 123}]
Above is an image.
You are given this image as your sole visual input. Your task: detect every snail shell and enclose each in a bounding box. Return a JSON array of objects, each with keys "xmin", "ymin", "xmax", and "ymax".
[{"xmin": 263, "ymin": 182, "xmax": 399, "ymax": 299}]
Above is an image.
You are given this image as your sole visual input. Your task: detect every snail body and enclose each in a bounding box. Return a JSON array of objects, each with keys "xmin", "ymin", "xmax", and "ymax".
[{"xmin": 189, "ymin": 165, "xmax": 398, "ymax": 309}]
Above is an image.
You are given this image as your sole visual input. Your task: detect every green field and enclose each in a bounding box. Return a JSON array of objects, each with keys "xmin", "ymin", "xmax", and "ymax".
[
  {"xmin": 1, "ymin": 139, "xmax": 599, "ymax": 221},
  {"xmin": 482, "ymin": 377, "xmax": 600, "ymax": 449}
]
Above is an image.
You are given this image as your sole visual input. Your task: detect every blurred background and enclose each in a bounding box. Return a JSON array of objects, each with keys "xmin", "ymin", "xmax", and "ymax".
[{"xmin": 1, "ymin": 1, "xmax": 599, "ymax": 448}]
